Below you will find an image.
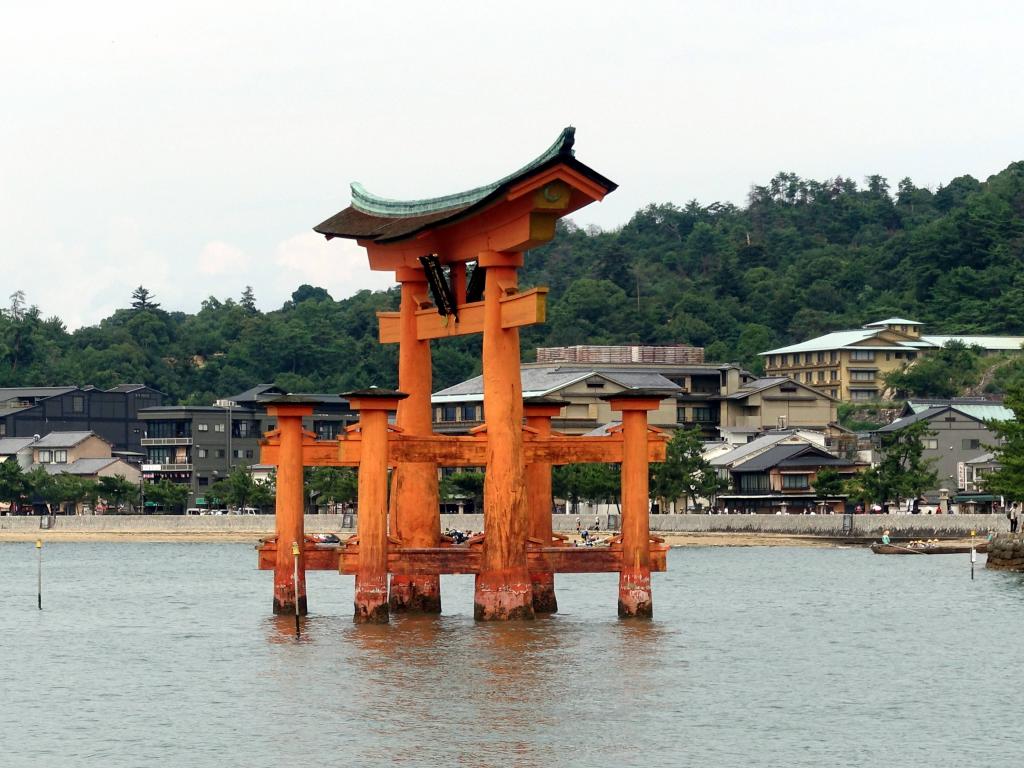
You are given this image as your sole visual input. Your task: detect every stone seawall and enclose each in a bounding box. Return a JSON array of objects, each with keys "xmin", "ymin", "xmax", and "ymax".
[
  {"xmin": 0, "ymin": 513, "xmax": 1007, "ymax": 538},
  {"xmin": 986, "ymin": 534, "xmax": 1024, "ymax": 570}
]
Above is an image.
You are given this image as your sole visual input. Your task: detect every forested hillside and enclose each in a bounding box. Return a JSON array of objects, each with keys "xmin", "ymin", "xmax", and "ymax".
[{"xmin": 3, "ymin": 161, "xmax": 1024, "ymax": 404}]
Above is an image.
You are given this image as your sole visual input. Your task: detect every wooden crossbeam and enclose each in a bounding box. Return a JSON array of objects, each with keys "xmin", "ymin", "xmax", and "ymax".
[
  {"xmin": 259, "ymin": 431, "xmax": 667, "ymax": 468},
  {"xmin": 377, "ymin": 287, "xmax": 547, "ymax": 343},
  {"xmin": 257, "ymin": 539, "xmax": 669, "ymax": 574}
]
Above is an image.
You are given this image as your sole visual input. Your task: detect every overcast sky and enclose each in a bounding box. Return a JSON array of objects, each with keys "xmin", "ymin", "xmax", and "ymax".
[{"xmin": 2, "ymin": 1, "xmax": 1021, "ymax": 328}]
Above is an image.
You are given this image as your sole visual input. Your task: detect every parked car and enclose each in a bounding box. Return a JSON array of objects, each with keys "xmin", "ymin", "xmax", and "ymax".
[
  {"xmin": 239, "ymin": 507, "xmax": 259, "ymax": 515},
  {"xmin": 185, "ymin": 508, "xmax": 202, "ymax": 516}
]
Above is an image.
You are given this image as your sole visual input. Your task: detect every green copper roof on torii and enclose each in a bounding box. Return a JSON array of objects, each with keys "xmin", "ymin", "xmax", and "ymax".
[
  {"xmin": 313, "ymin": 127, "xmax": 616, "ymax": 245},
  {"xmin": 350, "ymin": 127, "xmax": 577, "ymax": 217}
]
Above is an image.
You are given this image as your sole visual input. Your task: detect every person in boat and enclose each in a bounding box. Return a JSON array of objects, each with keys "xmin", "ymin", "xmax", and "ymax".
[{"xmin": 881, "ymin": 530, "xmax": 891, "ymax": 545}]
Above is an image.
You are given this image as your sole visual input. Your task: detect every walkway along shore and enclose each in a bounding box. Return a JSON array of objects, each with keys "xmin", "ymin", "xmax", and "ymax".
[{"xmin": 0, "ymin": 513, "xmax": 1006, "ymax": 545}]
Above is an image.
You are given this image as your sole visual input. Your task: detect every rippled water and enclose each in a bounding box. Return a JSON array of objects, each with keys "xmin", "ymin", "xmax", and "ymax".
[{"xmin": 1, "ymin": 543, "xmax": 1022, "ymax": 768}]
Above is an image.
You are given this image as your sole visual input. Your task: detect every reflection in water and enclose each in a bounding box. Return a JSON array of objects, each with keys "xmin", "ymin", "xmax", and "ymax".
[{"xmin": 4, "ymin": 545, "xmax": 1023, "ymax": 768}]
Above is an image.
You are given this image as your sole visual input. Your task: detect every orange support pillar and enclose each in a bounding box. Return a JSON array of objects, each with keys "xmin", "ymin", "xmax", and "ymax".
[
  {"xmin": 347, "ymin": 389, "xmax": 407, "ymax": 624},
  {"xmin": 524, "ymin": 397, "xmax": 567, "ymax": 613},
  {"xmin": 606, "ymin": 392, "xmax": 664, "ymax": 619},
  {"xmin": 266, "ymin": 401, "xmax": 314, "ymax": 615},
  {"xmin": 388, "ymin": 270, "xmax": 442, "ymax": 613},
  {"xmin": 475, "ymin": 250, "xmax": 534, "ymax": 620}
]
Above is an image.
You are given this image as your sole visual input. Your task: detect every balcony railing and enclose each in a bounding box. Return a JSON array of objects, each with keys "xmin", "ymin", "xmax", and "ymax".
[
  {"xmin": 142, "ymin": 463, "xmax": 193, "ymax": 472},
  {"xmin": 141, "ymin": 437, "xmax": 193, "ymax": 446}
]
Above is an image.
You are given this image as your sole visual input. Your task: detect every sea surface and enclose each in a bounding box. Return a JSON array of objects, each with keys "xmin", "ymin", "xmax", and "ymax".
[{"xmin": 1, "ymin": 543, "xmax": 1022, "ymax": 768}]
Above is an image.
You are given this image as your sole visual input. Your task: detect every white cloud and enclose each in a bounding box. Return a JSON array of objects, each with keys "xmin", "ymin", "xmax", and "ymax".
[
  {"xmin": 274, "ymin": 232, "xmax": 394, "ymax": 299},
  {"xmin": 198, "ymin": 241, "xmax": 248, "ymax": 275}
]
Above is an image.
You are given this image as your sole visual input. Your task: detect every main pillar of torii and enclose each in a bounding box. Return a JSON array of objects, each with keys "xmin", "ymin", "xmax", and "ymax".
[{"xmin": 313, "ymin": 127, "xmax": 617, "ymax": 619}]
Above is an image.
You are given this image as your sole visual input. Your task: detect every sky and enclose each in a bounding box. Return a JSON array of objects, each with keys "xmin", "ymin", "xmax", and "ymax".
[{"xmin": 2, "ymin": 0, "xmax": 1022, "ymax": 329}]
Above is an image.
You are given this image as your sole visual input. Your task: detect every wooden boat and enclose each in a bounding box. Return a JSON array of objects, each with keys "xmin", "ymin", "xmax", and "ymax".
[{"xmin": 870, "ymin": 541, "xmax": 989, "ymax": 555}]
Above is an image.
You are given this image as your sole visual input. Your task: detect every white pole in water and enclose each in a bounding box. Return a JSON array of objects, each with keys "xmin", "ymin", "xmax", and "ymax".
[
  {"xmin": 36, "ymin": 539, "xmax": 42, "ymax": 609},
  {"xmin": 291, "ymin": 540, "xmax": 301, "ymax": 636},
  {"xmin": 970, "ymin": 529, "xmax": 977, "ymax": 581}
]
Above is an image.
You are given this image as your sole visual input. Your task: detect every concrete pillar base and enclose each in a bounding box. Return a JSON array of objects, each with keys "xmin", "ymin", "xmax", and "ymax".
[
  {"xmin": 272, "ymin": 594, "xmax": 308, "ymax": 616},
  {"xmin": 618, "ymin": 568, "xmax": 653, "ymax": 619},
  {"xmin": 530, "ymin": 573, "xmax": 557, "ymax": 614},
  {"xmin": 389, "ymin": 575, "xmax": 442, "ymax": 613},
  {"xmin": 354, "ymin": 576, "xmax": 390, "ymax": 624},
  {"xmin": 474, "ymin": 570, "xmax": 535, "ymax": 621}
]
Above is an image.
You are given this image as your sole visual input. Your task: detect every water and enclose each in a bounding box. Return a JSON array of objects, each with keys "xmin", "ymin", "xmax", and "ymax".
[{"xmin": 1, "ymin": 543, "xmax": 1022, "ymax": 768}]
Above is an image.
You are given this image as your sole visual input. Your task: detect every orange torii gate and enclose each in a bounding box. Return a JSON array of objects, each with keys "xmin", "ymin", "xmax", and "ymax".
[{"xmin": 256, "ymin": 128, "xmax": 669, "ymax": 621}]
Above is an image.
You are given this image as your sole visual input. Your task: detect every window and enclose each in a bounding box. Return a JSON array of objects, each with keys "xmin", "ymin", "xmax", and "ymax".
[
  {"xmin": 816, "ymin": 352, "xmax": 824, "ymax": 364},
  {"xmin": 442, "ymin": 406, "xmax": 458, "ymax": 422},
  {"xmin": 894, "ymin": 351, "xmax": 903, "ymax": 359},
  {"xmin": 923, "ymin": 439, "xmax": 938, "ymax": 450},
  {"xmin": 53, "ymin": 450, "xmax": 67, "ymax": 464},
  {"xmin": 850, "ymin": 370, "xmax": 876, "ymax": 381},
  {"xmin": 739, "ymin": 473, "xmax": 770, "ymax": 492},
  {"xmin": 907, "ymin": 352, "xmax": 917, "ymax": 360},
  {"xmin": 214, "ymin": 424, "xmax": 225, "ymax": 433},
  {"xmin": 885, "ymin": 352, "xmax": 891, "ymax": 361},
  {"xmin": 215, "ymin": 449, "xmax": 225, "ymax": 458},
  {"xmin": 71, "ymin": 396, "xmax": 85, "ymax": 413},
  {"xmin": 817, "ymin": 371, "xmax": 824, "ymax": 383},
  {"xmin": 677, "ymin": 406, "xmax": 686, "ymax": 423},
  {"xmin": 783, "ymin": 474, "xmax": 810, "ymax": 490},
  {"xmin": 851, "ymin": 350, "xmax": 875, "ymax": 361},
  {"xmin": 804, "ymin": 372, "xmax": 813, "ymax": 383},
  {"xmin": 829, "ymin": 351, "xmax": 837, "ymax": 363},
  {"xmin": 234, "ymin": 420, "xmax": 260, "ymax": 438},
  {"xmin": 198, "ymin": 476, "xmax": 209, "ymax": 486},
  {"xmin": 693, "ymin": 407, "xmax": 713, "ymax": 423},
  {"xmin": 0, "ymin": 423, "xmax": 5, "ymax": 436},
  {"xmin": 962, "ymin": 439, "xmax": 981, "ymax": 451},
  {"xmin": 830, "ymin": 389, "xmax": 838, "ymax": 398},
  {"xmin": 197, "ymin": 448, "xmax": 208, "ymax": 459},
  {"xmin": 803, "ymin": 353, "xmax": 811, "ymax": 365},
  {"xmin": 830, "ymin": 370, "xmax": 838, "ymax": 381},
  {"xmin": 315, "ymin": 421, "xmax": 340, "ymax": 440},
  {"xmin": 197, "ymin": 424, "xmax": 209, "ymax": 432},
  {"xmin": 462, "ymin": 405, "xmax": 478, "ymax": 421},
  {"xmin": 147, "ymin": 421, "xmax": 191, "ymax": 438},
  {"xmin": 771, "ymin": 355, "xmax": 778, "ymax": 368},
  {"xmin": 850, "ymin": 390, "xmax": 876, "ymax": 401},
  {"xmin": 38, "ymin": 449, "xmax": 51, "ymax": 463}
]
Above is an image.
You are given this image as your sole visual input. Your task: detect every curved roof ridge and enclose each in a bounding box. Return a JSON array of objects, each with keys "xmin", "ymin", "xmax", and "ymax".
[{"xmin": 350, "ymin": 127, "xmax": 576, "ymax": 217}]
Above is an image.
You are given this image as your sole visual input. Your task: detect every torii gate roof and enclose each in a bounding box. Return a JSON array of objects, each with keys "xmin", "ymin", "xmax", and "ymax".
[{"xmin": 313, "ymin": 127, "xmax": 616, "ymax": 245}]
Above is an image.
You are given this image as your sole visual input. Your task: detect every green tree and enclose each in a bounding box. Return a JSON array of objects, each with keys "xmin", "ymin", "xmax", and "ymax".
[
  {"xmin": 813, "ymin": 468, "xmax": 844, "ymax": 497},
  {"xmin": 980, "ymin": 386, "xmax": 1024, "ymax": 500},
  {"xmin": 208, "ymin": 466, "xmax": 271, "ymax": 510},
  {"xmin": 130, "ymin": 286, "xmax": 160, "ymax": 311},
  {"xmin": 650, "ymin": 428, "xmax": 725, "ymax": 512},
  {"xmin": 48, "ymin": 474, "xmax": 99, "ymax": 514},
  {"xmin": 145, "ymin": 479, "xmax": 189, "ymax": 513},
  {"xmin": 96, "ymin": 474, "xmax": 140, "ymax": 513},
  {"xmin": 306, "ymin": 467, "xmax": 358, "ymax": 509},
  {"xmin": 440, "ymin": 471, "xmax": 485, "ymax": 511},
  {"xmin": 240, "ymin": 286, "xmax": 257, "ymax": 313},
  {"xmin": 0, "ymin": 459, "xmax": 30, "ymax": 512},
  {"xmin": 552, "ymin": 463, "xmax": 620, "ymax": 513},
  {"xmin": 868, "ymin": 420, "xmax": 939, "ymax": 510},
  {"xmin": 885, "ymin": 341, "xmax": 983, "ymax": 398}
]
